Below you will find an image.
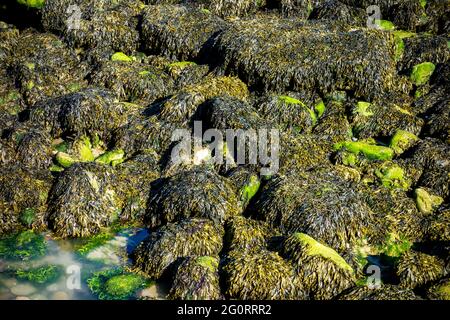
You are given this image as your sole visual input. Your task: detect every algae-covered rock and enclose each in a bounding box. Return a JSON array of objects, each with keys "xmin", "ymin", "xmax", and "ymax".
[
  {"xmin": 211, "ymin": 18, "xmax": 399, "ymax": 99},
  {"xmin": 337, "ymin": 284, "xmax": 418, "ymax": 300},
  {"xmin": 15, "ymin": 265, "xmax": 62, "ymax": 284},
  {"xmin": 224, "ymin": 216, "xmax": 274, "ymax": 253},
  {"xmin": 141, "ymin": 4, "xmax": 227, "ymax": 60},
  {"xmin": 397, "ymin": 251, "xmax": 446, "ymax": 289},
  {"xmin": 168, "ymin": 256, "xmax": 221, "ymax": 300},
  {"xmin": 252, "ymin": 168, "xmax": 377, "ymax": 252},
  {"xmin": 410, "ymin": 62, "xmax": 436, "ymax": 86},
  {"xmin": 144, "ymin": 167, "xmax": 240, "ymax": 228},
  {"xmin": 222, "ymin": 249, "xmax": 302, "ymax": 300},
  {"xmin": 414, "ymin": 188, "xmax": 444, "ymax": 214},
  {"xmin": 132, "ymin": 218, "xmax": 224, "ymax": 278},
  {"xmin": 389, "ymin": 130, "xmax": 419, "ymax": 155},
  {"xmin": 47, "ymin": 162, "xmax": 121, "ymax": 238},
  {"xmin": 88, "ymin": 268, "xmax": 148, "ymax": 300},
  {"xmin": 281, "ymin": 233, "xmax": 355, "ymax": 300},
  {"xmin": 427, "ymin": 278, "xmax": 450, "ymax": 300}
]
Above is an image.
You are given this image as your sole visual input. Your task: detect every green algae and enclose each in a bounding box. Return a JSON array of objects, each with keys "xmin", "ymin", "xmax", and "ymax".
[
  {"xmin": 95, "ymin": 149, "xmax": 125, "ymax": 167},
  {"xmin": 195, "ymin": 256, "xmax": 219, "ymax": 272},
  {"xmin": 111, "ymin": 52, "xmax": 134, "ymax": 62},
  {"xmin": 355, "ymin": 102, "xmax": 373, "ymax": 117},
  {"xmin": 410, "ymin": 62, "xmax": 436, "ymax": 86},
  {"xmin": 0, "ymin": 231, "xmax": 47, "ymax": 261},
  {"xmin": 375, "ymin": 163, "xmax": 410, "ymax": 190},
  {"xmin": 17, "ymin": 0, "xmax": 45, "ymax": 9},
  {"xmin": 87, "ymin": 268, "xmax": 148, "ymax": 300},
  {"xmin": 414, "ymin": 188, "xmax": 444, "ymax": 214},
  {"xmin": 240, "ymin": 175, "xmax": 260, "ymax": 207},
  {"xmin": 20, "ymin": 208, "xmax": 36, "ymax": 227},
  {"xmin": 334, "ymin": 141, "xmax": 394, "ymax": 161},
  {"xmin": 390, "ymin": 130, "xmax": 419, "ymax": 155},
  {"xmin": 16, "ymin": 265, "xmax": 62, "ymax": 284},
  {"xmin": 293, "ymin": 233, "xmax": 353, "ymax": 274}
]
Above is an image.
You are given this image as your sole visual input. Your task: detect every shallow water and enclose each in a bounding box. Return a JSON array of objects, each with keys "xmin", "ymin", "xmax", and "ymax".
[{"xmin": 0, "ymin": 228, "xmax": 169, "ymax": 300}]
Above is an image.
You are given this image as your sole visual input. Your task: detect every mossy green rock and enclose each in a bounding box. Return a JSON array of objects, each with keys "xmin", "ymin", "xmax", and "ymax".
[
  {"xmin": 375, "ymin": 163, "xmax": 410, "ymax": 190},
  {"xmin": 390, "ymin": 130, "xmax": 419, "ymax": 155},
  {"xmin": 414, "ymin": 188, "xmax": 444, "ymax": 214},
  {"xmin": 88, "ymin": 269, "xmax": 148, "ymax": 300},
  {"xmin": 111, "ymin": 52, "xmax": 134, "ymax": 62}
]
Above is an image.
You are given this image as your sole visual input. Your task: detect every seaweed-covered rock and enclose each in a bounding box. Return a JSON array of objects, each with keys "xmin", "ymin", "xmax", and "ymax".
[
  {"xmin": 397, "ymin": 251, "xmax": 446, "ymax": 289},
  {"xmin": 252, "ymin": 168, "xmax": 377, "ymax": 252},
  {"xmin": 132, "ymin": 218, "xmax": 224, "ymax": 278},
  {"xmin": 337, "ymin": 284, "xmax": 418, "ymax": 300},
  {"xmin": 222, "ymin": 249, "xmax": 301, "ymax": 300},
  {"xmin": 42, "ymin": 0, "xmax": 141, "ymax": 53},
  {"xmin": 145, "ymin": 167, "xmax": 240, "ymax": 228},
  {"xmin": 399, "ymin": 35, "xmax": 449, "ymax": 71},
  {"xmin": 211, "ymin": 18, "xmax": 399, "ymax": 99},
  {"xmin": 8, "ymin": 31, "xmax": 87, "ymax": 105},
  {"xmin": 224, "ymin": 216, "xmax": 274, "ymax": 253},
  {"xmin": 47, "ymin": 162, "xmax": 121, "ymax": 238},
  {"xmin": 426, "ymin": 206, "xmax": 450, "ymax": 242},
  {"xmin": 158, "ymin": 76, "xmax": 249, "ymax": 125},
  {"xmin": 309, "ymin": 0, "xmax": 366, "ymax": 26},
  {"xmin": 427, "ymin": 278, "xmax": 450, "ymax": 300},
  {"xmin": 90, "ymin": 58, "xmax": 175, "ymax": 104},
  {"xmin": 313, "ymin": 100, "xmax": 352, "ymax": 144},
  {"xmin": 29, "ymin": 87, "xmax": 135, "ymax": 141},
  {"xmin": 115, "ymin": 150, "xmax": 161, "ymax": 222},
  {"xmin": 225, "ymin": 166, "xmax": 261, "ymax": 208},
  {"xmin": 209, "ymin": 0, "xmax": 265, "ymax": 17},
  {"xmin": 141, "ymin": 4, "xmax": 227, "ymax": 60},
  {"xmin": 350, "ymin": 100, "xmax": 423, "ymax": 139},
  {"xmin": 0, "ymin": 166, "xmax": 51, "ymax": 235},
  {"xmin": 281, "ymin": 233, "xmax": 355, "ymax": 299},
  {"xmin": 168, "ymin": 256, "xmax": 221, "ymax": 300}
]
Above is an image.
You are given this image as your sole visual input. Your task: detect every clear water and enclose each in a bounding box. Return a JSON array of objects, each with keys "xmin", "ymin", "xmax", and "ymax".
[{"xmin": 0, "ymin": 228, "xmax": 169, "ymax": 300}]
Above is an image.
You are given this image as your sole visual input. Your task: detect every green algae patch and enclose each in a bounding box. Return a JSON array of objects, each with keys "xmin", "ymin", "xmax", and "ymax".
[
  {"xmin": 375, "ymin": 163, "xmax": 410, "ymax": 190},
  {"xmin": 375, "ymin": 20, "xmax": 396, "ymax": 31},
  {"xmin": 355, "ymin": 102, "xmax": 374, "ymax": 117},
  {"xmin": 195, "ymin": 256, "xmax": 219, "ymax": 272},
  {"xmin": 378, "ymin": 233, "xmax": 412, "ymax": 260},
  {"xmin": 95, "ymin": 149, "xmax": 125, "ymax": 167},
  {"xmin": 87, "ymin": 268, "xmax": 148, "ymax": 300},
  {"xmin": 76, "ymin": 231, "xmax": 115, "ymax": 256},
  {"xmin": 410, "ymin": 62, "xmax": 436, "ymax": 86},
  {"xmin": 55, "ymin": 152, "xmax": 76, "ymax": 168},
  {"xmin": 17, "ymin": 0, "xmax": 45, "ymax": 9},
  {"xmin": 16, "ymin": 265, "xmax": 62, "ymax": 284},
  {"xmin": 240, "ymin": 175, "xmax": 260, "ymax": 207},
  {"xmin": 0, "ymin": 231, "xmax": 47, "ymax": 261},
  {"xmin": 111, "ymin": 52, "xmax": 134, "ymax": 63},
  {"xmin": 334, "ymin": 141, "xmax": 394, "ymax": 161},
  {"xmin": 390, "ymin": 130, "xmax": 419, "ymax": 155},
  {"xmin": 414, "ymin": 188, "xmax": 444, "ymax": 214},
  {"xmin": 277, "ymin": 95, "xmax": 317, "ymax": 125},
  {"xmin": 314, "ymin": 100, "xmax": 326, "ymax": 118},
  {"xmin": 293, "ymin": 233, "xmax": 353, "ymax": 274},
  {"xmin": 20, "ymin": 208, "xmax": 36, "ymax": 227}
]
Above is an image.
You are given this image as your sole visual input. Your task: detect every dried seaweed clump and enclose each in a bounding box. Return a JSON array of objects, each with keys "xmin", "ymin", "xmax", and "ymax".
[
  {"xmin": 337, "ymin": 284, "xmax": 417, "ymax": 300},
  {"xmin": 211, "ymin": 18, "xmax": 398, "ymax": 99},
  {"xmin": 281, "ymin": 233, "xmax": 355, "ymax": 299},
  {"xmin": 132, "ymin": 218, "xmax": 224, "ymax": 278},
  {"xmin": 9, "ymin": 31, "xmax": 86, "ymax": 105},
  {"xmin": 222, "ymin": 249, "xmax": 300, "ymax": 300},
  {"xmin": 0, "ymin": 165, "xmax": 51, "ymax": 235},
  {"xmin": 158, "ymin": 76, "xmax": 249, "ymax": 125},
  {"xmin": 252, "ymin": 168, "xmax": 377, "ymax": 252},
  {"xmin": 47, "ymin": 162, "xmax": 121, "ymax": 238},
  {"xmin": 224, "ymin": 216, "xmax": 273, "ymax": 253},
  {"xmin": 90, "ymin": 57, "xmax": 175, "ymax": 104},
  {"xmin": 141, "ymin": 4, "xmax": 228, "ymax": 60},
  {"xmin": 30, "ymin": 87, "xmax": 134, "ymax": 142},
  {"xmin": 396, "ymin": 251, "xmax": 446, "ymax": 289},
  {"xmin": 168, "ymin": 256, "xmax": 221, "ymax": 300},
  {"xmin": 145, "ymin": 167, "xmax": 240, "ymax": 228}
]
